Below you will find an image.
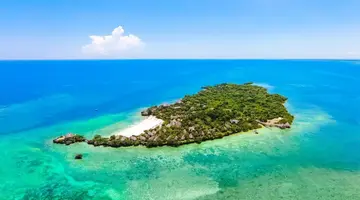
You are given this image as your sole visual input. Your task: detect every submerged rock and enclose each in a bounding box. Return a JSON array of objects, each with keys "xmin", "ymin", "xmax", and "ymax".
[{"xmin": 75, "ymin": 154, "xmax": 83, "ymax": 159}]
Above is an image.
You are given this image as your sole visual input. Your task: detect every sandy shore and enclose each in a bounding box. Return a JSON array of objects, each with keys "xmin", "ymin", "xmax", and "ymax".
[{"xmin": 114, "ymin": 116, "xmax": 164, "ymax": 137}]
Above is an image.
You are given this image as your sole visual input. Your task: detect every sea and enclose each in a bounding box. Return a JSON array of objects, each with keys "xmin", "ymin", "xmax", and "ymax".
[{"xmin": 0, "ymin": 60, "xmax": 360, "ymax": 200}]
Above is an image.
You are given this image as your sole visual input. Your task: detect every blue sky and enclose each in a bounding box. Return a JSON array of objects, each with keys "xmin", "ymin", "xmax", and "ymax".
[{"xmin": 0, "ymin": 0, "xmax": 359, "ymax": 59}]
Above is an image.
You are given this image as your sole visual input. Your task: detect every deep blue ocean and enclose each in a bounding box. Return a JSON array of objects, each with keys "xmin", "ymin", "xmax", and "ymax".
[{"xmin": 1, "ymin": 60, "xmax": 360, "ymax": 200}]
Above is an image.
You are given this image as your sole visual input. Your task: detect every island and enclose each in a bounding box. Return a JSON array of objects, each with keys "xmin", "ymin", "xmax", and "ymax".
[{"xmin": 53, "ymin": 83, "xmax": 294, "ymax": 148}]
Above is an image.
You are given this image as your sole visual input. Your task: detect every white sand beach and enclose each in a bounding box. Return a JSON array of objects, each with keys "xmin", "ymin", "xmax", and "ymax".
[{"xmin": 114, "ymin": 116, "xmax": 164, "ymax": 137}]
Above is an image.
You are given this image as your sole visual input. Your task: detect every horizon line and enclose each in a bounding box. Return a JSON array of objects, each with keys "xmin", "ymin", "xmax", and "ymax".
[{"xmin": 0, "ymin": 58, "xmax": 359, "ymax": 61}]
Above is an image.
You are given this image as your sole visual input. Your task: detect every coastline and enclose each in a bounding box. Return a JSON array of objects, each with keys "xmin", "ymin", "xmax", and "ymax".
[
  {"xmin": 53, "ymin": 83, "xmax": 294, "ymax": 148},
  {"xmin": 112, "ymin": 116, "xmax": 164, "ymax": 137}
]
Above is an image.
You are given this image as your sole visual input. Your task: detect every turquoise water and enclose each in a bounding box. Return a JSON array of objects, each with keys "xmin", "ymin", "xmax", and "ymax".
[{"xmin": 1, "ymin": 60, "xmax": 360, "ymax": 199}]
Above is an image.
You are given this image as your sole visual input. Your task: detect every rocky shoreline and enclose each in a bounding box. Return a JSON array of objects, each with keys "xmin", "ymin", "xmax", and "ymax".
[
  {"xmin": 53, "ymin": 116, "xmax": 291, "ymax": 148},
  {"xmin": 256, "ymin": 117, "xmax": 291, "ymax": 129},
  {"xmin": 53, "ymin": 133, "xmax": 86, "ymax": 145}
]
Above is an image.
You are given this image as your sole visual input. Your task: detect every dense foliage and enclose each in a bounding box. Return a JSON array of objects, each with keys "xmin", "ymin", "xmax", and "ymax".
[
  {"xmin": 53, "ymin": 134, "xmax": 86, "ymax": 145},
  {"xmin": 85, "ymin": 83, "xmax": 294, "ymax": 148}
]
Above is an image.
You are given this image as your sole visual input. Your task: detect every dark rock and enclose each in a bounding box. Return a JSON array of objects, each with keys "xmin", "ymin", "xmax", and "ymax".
[
  {"xmin": 284, "ymin": 122, "xmax": 291, "ymax": 128},
  {"xmin": 53, "ymin": 136, "xmax": 65, "ymax": 143},
  {"xmin": 53, "ymin": 133, "xmax": 86, "ymax": 145},
  {"xmin": 276, "ymin": 122, "xmax": 291, "ymax": 129},
  {"xmin": 141, "ymin": 110, "xmax": 149, "ymax": 116},
  {"xmin": 75, "ymin": 154, "xmax": 83, "ymax": 159}
]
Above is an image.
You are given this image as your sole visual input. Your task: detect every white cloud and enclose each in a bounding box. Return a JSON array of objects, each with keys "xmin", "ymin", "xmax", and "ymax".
[{"xmin": 82, "ymin": 26, "xmax": 144, "ymax": 57}]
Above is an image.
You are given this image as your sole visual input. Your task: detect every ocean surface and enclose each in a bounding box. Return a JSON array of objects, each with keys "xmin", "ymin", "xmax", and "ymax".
[{"xmin": 1, "ymin": 60, "xmax": 360, "ymax": 200}]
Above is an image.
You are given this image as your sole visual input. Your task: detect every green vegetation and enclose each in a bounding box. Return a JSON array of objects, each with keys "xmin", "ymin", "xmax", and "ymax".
[
  {"xmin": 54, "ymin": 83, "xmax": 294, "ymax": 148},
  {"xmin": 53, "ymin": 134, "xmax": 86, "ymax": 145},
  {"xmin": 139, "ymin": 83, "xmax": 293, "ymax": 147}
]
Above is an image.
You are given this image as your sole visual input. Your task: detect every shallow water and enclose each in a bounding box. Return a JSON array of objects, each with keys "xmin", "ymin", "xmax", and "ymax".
[{"xmin": 1, "ymin": 60, "xmax": 360, "ymax": 199}]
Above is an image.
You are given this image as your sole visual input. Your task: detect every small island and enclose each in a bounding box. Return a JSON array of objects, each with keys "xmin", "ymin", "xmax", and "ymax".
[{"xmin": 53, "ymin": 83, "xmax": 294, "ymax": 148}]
